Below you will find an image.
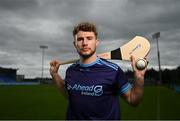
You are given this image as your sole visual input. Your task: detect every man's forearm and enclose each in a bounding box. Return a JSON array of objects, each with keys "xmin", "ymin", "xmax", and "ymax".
[
  {"xmin": 51, "ymin": 73, "xmax": 68, "ymax": 98},
  {"xmin": 129, "ymin": 77, "xmax": 144, "ymax": 106}
]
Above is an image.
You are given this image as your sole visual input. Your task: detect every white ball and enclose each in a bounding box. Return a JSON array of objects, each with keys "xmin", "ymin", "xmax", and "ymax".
[{"xmin": 135, "ymin": 58, "xmax": 147, "ymax": 70}]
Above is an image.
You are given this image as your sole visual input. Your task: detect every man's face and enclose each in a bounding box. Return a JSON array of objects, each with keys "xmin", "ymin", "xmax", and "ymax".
[{"xmin": 74, "ymin": 31, "xmax": 99, "ymax": 58}]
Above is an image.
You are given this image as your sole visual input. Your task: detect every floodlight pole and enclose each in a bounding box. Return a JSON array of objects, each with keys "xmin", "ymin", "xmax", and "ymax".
[
  {"xmin": 40, "ymin": 45, "xmax": 48, "ymax": 79},
  {"xmin": 152, "ymin": 32, "xmax": 161, "ymax": 120},
  {"xmin": 152, "ymin": 32, "xmax": 162, "ymax": 84}
]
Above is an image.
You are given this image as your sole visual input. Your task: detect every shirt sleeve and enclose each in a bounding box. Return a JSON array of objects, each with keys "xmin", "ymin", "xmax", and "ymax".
[{"xmin": 116, "ymin": 67, "xmax": 132, "ymax": 95}]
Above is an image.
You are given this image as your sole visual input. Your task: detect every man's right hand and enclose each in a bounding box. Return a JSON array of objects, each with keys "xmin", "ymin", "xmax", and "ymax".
[{"xmin": 50, "ymin": 60, "xmax": 61, "ymax": 76}]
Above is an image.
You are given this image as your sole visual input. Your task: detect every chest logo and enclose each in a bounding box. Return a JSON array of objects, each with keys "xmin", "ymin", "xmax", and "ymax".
[{"xmin": 67, "ymin": 83, "xmax": 103, "ymax": 96}]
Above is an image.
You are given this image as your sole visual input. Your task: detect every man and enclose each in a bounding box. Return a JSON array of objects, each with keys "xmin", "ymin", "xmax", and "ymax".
[{"xmin": 50, "ymin": 22, "xmax": 147, "ymax": 120}]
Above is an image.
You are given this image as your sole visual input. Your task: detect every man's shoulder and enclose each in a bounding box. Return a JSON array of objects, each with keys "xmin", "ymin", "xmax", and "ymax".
[
  {"xmin": 98, "ymin": 58, "xmax": 120, "ymax": 71},
  {"xmin": 66, "ymin": 60, "xmax": 80, "ymax": 70}
]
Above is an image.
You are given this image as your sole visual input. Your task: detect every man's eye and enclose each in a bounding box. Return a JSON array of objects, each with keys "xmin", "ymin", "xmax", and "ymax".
[
  {"xmin": 77, "ymin": 38, "xmax": 83, "ymax": 41},
  {"xmin": 87, "ymin": 37, "xmax": 93, "ymax": 40}
]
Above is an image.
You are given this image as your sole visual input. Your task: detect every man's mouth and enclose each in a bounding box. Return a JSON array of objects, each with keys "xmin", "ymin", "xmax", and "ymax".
[{"xmin": 81, "ymin": 48, "xmax": 90, "ymax": 51}]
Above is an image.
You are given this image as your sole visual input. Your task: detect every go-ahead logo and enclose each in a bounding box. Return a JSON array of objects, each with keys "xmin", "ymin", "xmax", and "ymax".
[{"xmin": 67, "ymin": 83, "xmax": 103, "ymax": 96}]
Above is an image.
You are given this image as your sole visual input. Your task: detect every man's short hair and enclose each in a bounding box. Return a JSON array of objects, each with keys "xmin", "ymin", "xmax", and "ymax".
[{"xmin": 73, "ymin": 22, "xmax": 98, "ymax": 38}]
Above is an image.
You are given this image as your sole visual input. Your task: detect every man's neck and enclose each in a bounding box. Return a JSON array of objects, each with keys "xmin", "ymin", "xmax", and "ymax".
[{"xmin": 80, "ymin": 53, "xmax": 97, "ymax": 64}]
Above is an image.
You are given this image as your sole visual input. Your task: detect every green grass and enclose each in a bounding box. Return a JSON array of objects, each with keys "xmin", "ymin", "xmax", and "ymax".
[
  {"xmin": 0, "ymin": 84, "xmax": 67, "ymax": 120},
  {"xmin": 0, "ymin": 85, "xmax": 180, "ymax": 120},
  {"xmin": 121, "ymin": 86, "xmax": 180, "ymax": 120}
]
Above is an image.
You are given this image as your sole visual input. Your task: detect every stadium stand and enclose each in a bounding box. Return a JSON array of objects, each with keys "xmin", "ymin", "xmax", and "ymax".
[
  {"xmin": 0, "ymin": 67, "xmax": 17, "ymax": 83},
  {"xmin": 0, "ymin": 67, "xmax": 40, "ymax": 85}
]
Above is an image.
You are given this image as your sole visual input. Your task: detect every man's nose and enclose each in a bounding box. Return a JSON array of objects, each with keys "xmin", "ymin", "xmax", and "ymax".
[{"xmin": 82, "ymin": 39, "xmax": 88, "ymax": 45}]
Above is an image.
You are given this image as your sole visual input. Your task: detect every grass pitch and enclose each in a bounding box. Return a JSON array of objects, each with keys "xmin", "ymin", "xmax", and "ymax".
[
  {"xmin": 120, "ymin": 86, "xmax": 180, "ymax": 120},
  {"xmin": 0, "ymin": 85, "xmax": 67, "ymax": 120},
  {"xmin": 0, "ymin": 84, "xmax": 180, "ymax": 120}
]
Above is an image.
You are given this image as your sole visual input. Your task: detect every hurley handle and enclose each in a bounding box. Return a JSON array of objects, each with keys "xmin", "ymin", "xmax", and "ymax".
[{"xmin": 59, "ymin": 59, "xmax": 78, "ymax": 65}]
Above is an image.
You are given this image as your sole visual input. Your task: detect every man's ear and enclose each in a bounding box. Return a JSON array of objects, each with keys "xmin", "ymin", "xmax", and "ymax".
[{"xmin": 73, "ymin": 41, "xmax": 77, "ymax": 48}]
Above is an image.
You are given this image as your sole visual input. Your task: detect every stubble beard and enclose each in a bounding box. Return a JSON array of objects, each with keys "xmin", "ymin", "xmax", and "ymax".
[{"xmin": 78, "ymin": 48, "xmax": 96, "ymax": 59}]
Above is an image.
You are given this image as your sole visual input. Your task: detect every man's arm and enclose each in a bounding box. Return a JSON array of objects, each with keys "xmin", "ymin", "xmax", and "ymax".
[
  {"xmin": 122, "ymin": 56, "xmax": 147, "ymax": 106},
  {"xmin": 50, "ymin": 60, "xmax": 68, "ymax": 98}
]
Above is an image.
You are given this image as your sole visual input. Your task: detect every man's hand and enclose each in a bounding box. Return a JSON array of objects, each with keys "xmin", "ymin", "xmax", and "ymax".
[
  {"xmin": 131, "ymin": 56, "xmax": 147, "ymax": 83},
  {"xmin": 50, "ymin": 60, "xmax": 61, "ymax": 77}
]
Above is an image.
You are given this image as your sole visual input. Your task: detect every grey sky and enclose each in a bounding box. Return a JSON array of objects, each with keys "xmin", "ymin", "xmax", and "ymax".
[{"xmin": 0, "ymin": 0, "xmax": 180, "ymax": 78}]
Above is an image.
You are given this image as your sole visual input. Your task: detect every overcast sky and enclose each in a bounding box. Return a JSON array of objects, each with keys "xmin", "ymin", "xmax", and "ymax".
[{"xmin": 0, "ymin": 0, "xmax": 180, "ymax": 78}]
